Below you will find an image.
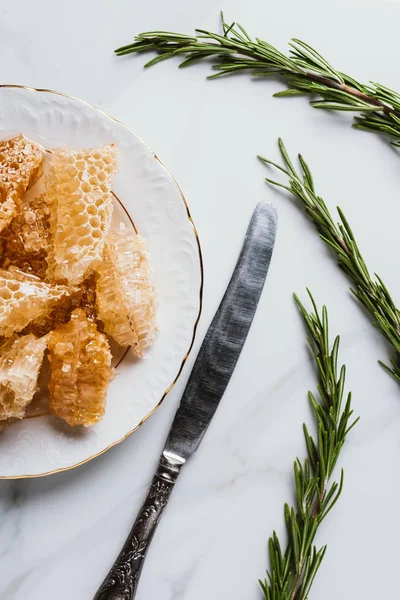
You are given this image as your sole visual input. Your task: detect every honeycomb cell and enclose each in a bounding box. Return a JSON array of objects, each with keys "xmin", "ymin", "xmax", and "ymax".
[
  {"xmin": 0, "ymin": 267, "xmax": 70, "ymax": 336},
  {"xmin": 96, "ymin": 229, "xmax": 157, "ymax": 356},
  {"xmin": 23, "ymin": 274, "xmax": 97, "ymax": 337},
  {"xmin": 47, "ymin": 308, "xmax": 112, "ymax": 426},
  {"xmin": 0, "ymin": 333, "xmax": 47, "ymax": 421},
  {"xmin": 0, "ymin": 135, "xmax": 45, "ymax": 232},
  {"xmin": 45, "ymin": 144, "xmax": 118, "ymax": 286},
  {"xmin": 1, "ymin": 193, "xmax": 50, "ymax": 278}
]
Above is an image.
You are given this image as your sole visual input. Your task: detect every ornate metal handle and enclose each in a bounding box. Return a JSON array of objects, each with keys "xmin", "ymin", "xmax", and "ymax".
[{"xmin": 93, "ymin": 452, "xmax": 184, "ymax": 600}]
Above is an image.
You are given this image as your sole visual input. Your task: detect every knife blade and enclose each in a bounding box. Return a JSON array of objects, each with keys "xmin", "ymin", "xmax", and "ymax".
[
  {"xmin": 94, "ymin": 201, "xmax": 277, "ymax": 600},
  {"xmin": 164, "ymin": 201, "xmax": 277, "ymax": 460}
]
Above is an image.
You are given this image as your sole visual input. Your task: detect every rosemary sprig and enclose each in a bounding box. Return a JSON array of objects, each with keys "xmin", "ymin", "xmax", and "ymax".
[
  {"xmin": 261, "ymin": 291, "xmax": 358, "ymax": 600},
  {"xmin": 258, "ymin": 139, "xmax": 400, "ymax": 382},
  {"xmin": 116, "ymin": 12, "xmax": 400, "ymax": 146}
]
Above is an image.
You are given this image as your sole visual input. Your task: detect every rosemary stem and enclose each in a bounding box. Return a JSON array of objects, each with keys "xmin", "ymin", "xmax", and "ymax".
[
  {"xmin": 259, "ymin": 292, "xmax": 357, "ymax": 600},
  {"xmin": 117, "ymin": 13, "xmax": 400, "ymax": 145},
  {"xmin": 305, "ymin": 71, "xmax": 400, "ymax": 118},
  {"xmin": 259, "ymin": 140, "xmax": 400, "ymax": 383}
]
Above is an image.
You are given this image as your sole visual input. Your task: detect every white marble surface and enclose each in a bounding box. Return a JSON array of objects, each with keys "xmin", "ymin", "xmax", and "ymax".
[{"xmin": 1, "ymin": 0, "xmax": 400, "ymax": 598}]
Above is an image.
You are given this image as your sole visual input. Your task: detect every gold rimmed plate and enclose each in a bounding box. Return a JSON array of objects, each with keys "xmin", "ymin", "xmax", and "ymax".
[{"xmin": 0, "ymin": 85, "xmax": 203, "ymax": 478}]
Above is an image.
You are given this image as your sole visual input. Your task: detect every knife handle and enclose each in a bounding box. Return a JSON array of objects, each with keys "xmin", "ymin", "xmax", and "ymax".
[{"xmin": 93, "ymin": 453, "xmax": 184, "ymax": 600}]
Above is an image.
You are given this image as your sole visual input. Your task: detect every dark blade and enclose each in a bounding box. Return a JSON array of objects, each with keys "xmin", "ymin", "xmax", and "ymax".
[{"xmin": 164, "ymin": 202, "xmax": 277, "ymax": 461}]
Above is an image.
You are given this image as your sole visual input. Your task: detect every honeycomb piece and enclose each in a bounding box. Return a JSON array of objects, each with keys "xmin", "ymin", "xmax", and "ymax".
[
  {"xmin": 0, "ymin": 134, "xmax": 44, "ymax": 194},
  {"xmin": 47, "ymin": 308, "xmax": 112, "ymax": 426},
  {"xmin": 23, "ymin": 274, "xmax": 96, "ymax": 337},
  {"xmin": 0, "ymin": 267, "xmax": 70, "ymax": 336},
  {"xmin": 0, "ymin": 135, "xmax": 45, "ymax": 232},
  {"xmin": 0, "ymin": 189, "xmax": 17, "ymax": 234},
  {"xmin": 96, "ymin": 229, "xmax": 157, "ymax": 356},
  {"xmin": 1, "ymin": 193, "xmax": 50, "ymax": 278},
  {"xmin": 0, "ymin": 334, "xmax": 47, "ymax": 421},
  {"xmin": 45, "ymin": 144, "xmax": 118, "ymax": 286}
]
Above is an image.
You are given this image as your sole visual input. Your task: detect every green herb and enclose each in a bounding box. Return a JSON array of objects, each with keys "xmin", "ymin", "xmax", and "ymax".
[
  {"xmin": 258, "ymin": 139, "xmax": 400, "ymax": 382},
  {"xmin": 115, "ymin": 12, "xmax": 400, "ymax": 146},
  {"xmin": 261, "ymin": 291, "xmax": 358, "ymax": 600}
]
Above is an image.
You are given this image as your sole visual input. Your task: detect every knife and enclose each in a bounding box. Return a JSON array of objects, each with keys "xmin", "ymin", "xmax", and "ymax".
[{"xmin": 93, "ymin": 201, "xmax": 277, "ymax": 600}]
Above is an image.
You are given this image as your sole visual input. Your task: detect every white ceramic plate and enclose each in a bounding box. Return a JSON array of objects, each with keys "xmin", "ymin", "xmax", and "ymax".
[{"xmin": 0, "ymin": 85, "xmax": 203, "ymax": 479}]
